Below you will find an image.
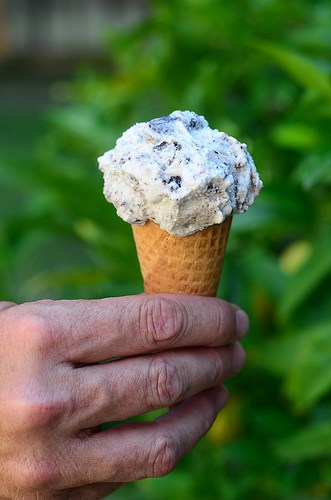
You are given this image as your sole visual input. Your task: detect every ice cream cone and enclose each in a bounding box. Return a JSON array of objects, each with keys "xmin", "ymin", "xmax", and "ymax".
[{"xmin": 132, "ymin": 216, "xmax": 232, "ymax": 296}]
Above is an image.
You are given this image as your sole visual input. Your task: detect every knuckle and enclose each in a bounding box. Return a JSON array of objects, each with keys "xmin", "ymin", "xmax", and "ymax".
[
  {"xmin": 149, "ymin": 432, "xmax": 180, "ymax": 477},
  {"xmin": 0, "ymin": 301, "xmax": 16, "ymax": 314},
  {"xmin": 8, "ymin": 305, "xmax": 54, "ymax": 352},
  {"xmin": 139, "ymin": 296, "xmax": 187, "ymax": 347},
  {"xmin": 17, "ymin": 456, "xmax": 60, "ymax": 491},
  {"xmin": 26, "ymin": 400, "xmax": 66, "ymax": 429},
  {"xmin": 6, "ymin": 398, "xmax": 67, "ymax": 432},
  {"xmin": 149, "ymin": 357, "xmax": 184, "ymax": 407}
]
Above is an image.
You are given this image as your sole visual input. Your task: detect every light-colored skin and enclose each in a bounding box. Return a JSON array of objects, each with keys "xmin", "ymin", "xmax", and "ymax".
[{"xmin": 0, "ymin": 294, "xmax": 248, "ymax": 500}]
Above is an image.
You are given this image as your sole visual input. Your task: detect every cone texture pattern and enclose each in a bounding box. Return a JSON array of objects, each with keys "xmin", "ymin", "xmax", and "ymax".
[{"xmin": 132, "ymin": 217, "xmax": 232, "ymax": 296}]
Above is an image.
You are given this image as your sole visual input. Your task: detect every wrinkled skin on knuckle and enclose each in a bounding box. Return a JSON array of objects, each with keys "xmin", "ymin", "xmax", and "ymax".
[
  {"xmin": 139, "ymin": 296, "xmax": 188, "ymax": 347},
  {"xmin": 148, "ymin": 357, "xmax": 184, "ymax": 408},
  {"xmin": 149, "ymin": 432, "xmax": 181, "ymax": 478}
]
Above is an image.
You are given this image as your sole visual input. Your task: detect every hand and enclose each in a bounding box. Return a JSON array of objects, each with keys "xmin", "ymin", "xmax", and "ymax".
[{"xmin": 0, "ymin": 295, "xmax": 248, "ymax": 499}]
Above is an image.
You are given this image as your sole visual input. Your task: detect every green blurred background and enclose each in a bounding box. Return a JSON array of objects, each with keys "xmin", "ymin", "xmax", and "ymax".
[{"xmin": 1, "ymin": 0, "xmax": 331, "ymax": 498}]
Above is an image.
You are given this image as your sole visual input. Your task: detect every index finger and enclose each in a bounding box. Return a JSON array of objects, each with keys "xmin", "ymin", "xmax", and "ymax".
[{"xmin": 17, "ymin": 295, "xmax": 249, "ymax": 363}]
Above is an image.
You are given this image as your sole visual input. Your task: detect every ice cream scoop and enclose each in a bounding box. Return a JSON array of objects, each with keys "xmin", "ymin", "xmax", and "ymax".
[
  {"xmin": 98, "ymin": 111, "xmax": 263, "ymax": 295},
  {"xmin": 98, "ymin": 110, "xmax": 262, "ymax": 237}
]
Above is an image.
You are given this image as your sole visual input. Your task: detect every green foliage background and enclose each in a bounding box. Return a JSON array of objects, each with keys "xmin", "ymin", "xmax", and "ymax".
[{"xmin": 1, "ymin": 0, "xmax": 331, "ymax": 498}]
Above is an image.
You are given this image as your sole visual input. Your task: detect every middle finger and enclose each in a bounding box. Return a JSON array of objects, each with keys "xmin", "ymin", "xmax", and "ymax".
[{"xmin": 71, "ymin": 343, "xmax": 245, "ymax": 429}]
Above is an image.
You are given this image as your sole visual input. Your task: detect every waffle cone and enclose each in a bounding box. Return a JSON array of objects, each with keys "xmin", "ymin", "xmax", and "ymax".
[{"xmin": 132, "ymin": 216, "xmax": 232, "ymax": 296}]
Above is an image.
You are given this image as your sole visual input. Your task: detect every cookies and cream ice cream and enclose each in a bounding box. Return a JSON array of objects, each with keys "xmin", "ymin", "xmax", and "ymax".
[{"xmin": 98, "ymin": 110, "xmax": 262, "ymax": 237}]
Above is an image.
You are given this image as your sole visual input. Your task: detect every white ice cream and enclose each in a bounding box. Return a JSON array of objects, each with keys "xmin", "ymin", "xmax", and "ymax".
[{"xmin": 98, "ymin": 110, "xmax": 263, "ymax": 236}]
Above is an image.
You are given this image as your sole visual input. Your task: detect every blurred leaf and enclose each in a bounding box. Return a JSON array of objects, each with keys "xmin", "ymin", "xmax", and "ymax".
[
  {"xmin": 271, "ymin": 123, "xmax": 321, "ymax": 151},
  {"xmin": 278, "ymin": 233, "xmax": 331, "ymax": 321},
  {"xmin": 257, "ymin": 320, "xmax": 331, "ymax": 409},
  {"xmin": 206, "ymin": 397, "xmax": 242, "ymax": 445},
  {"xmin": 254, "ymin": 333, "xmax": 299, "ymax": 376},
  {"xmin": 18, "ymin": 268, "xmax": 107, "ymax": 297},
  {"xmin": 254, "ymin": 40, "xmax": 331, "ymax": 99},
  {"xmin": 240, "ymin": 246, "xmax": 285, "ymax": 302},
  {"xmin": 285, "ymin": 323, "xmax": 331, "ymax": 410},
  {"xmin": 233, "ymin": 183, "xmax": 316, "ymax": 236},
  {"xmin": 49, "ymin": 106, "xmax": 114, "ymax": 152},
  {"xmin": 277, "ymin": 420, "xmax": 331, "ymax": 461},
  {"xmin": 279, "ymin": 241, "xmax": 312, "ymax": 274},
  {"xmin": 295, "ymin": 150, "xmax": 331, "ymax": 189}
]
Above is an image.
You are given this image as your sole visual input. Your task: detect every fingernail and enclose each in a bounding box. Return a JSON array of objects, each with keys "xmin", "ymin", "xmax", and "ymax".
[
  {"xmin": 232, "ymin": 342, "xmax": 246, "ymax": 372},
  {"xmin": 235, "ymin": 309, "xmax": 249, "ymax": 338}
]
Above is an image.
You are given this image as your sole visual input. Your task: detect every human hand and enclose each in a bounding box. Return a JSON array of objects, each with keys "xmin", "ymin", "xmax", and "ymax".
[{"xmin": 0, "ymin": 295, "xmax": 248, "ymax": 499}]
